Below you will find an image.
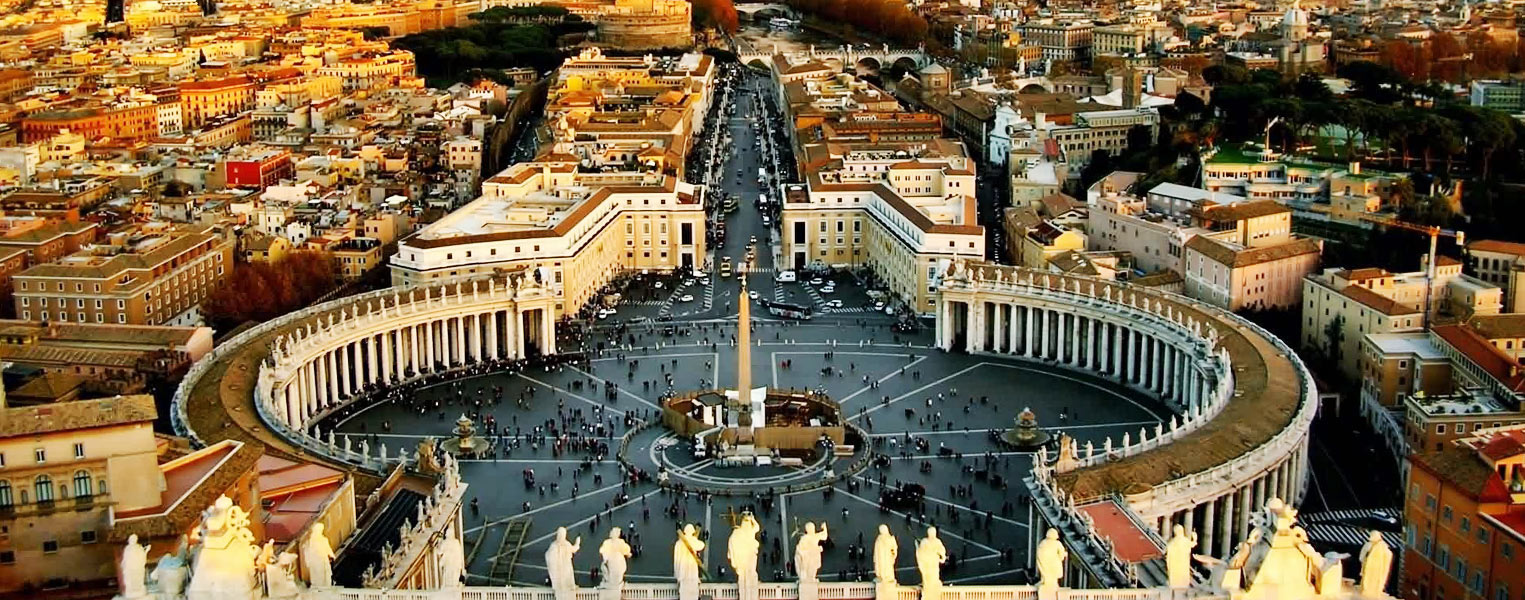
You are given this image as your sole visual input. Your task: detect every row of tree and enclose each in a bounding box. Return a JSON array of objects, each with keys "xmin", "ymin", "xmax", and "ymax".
[
  {"xmin": 783, "ymin": 0, "xmax": 929, "ymax": 47},
  {"xmin": 202, "ymin": 252, "xmax": 339, "ymax": 332},
  {"xmin": 1188, "ymin": 63, "xmax": 1520, "ymax": 181},
  {"xmin": 391, "ymin": 17, "xmax": 592, "ymax": 84}
]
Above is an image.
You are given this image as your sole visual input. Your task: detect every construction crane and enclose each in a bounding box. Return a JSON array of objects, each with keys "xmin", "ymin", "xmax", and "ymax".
[{"xmin": 1324, "ymin": 207, "xmax": 1465, "ymax": 329}]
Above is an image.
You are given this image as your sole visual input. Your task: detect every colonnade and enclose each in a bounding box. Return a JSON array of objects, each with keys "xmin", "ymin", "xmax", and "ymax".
[
  {"xmin": 255, "ymin": 277, "xmax": 558, "ymax": 434},
  {"xmin": 935, "ymin": 262, "xmax": 1317, "ymax": 573},
  {"xmin": 938, "ymin": 299, "xmax": 1215, "ymax": 415},
  {"xmin": 1159, "ymin": 448, "xmax": 1310, "ymax": 558}
]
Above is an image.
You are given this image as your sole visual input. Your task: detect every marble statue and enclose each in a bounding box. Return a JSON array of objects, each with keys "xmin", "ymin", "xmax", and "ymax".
[
  {"xmin": 1035, "ymin": 529, "xmax": 1068, "ymax": 591},
  {"xmin": 119, "ymin": 534, "xmax": 149, "ymax": 599},
  {"xmin": 438, "ymin": 534, "xmax": 465, "ymax": 588},
  {"xmin": 187, "ymin": 495, "xmax": 261, "ymax": 600},
  {"xmin": 674, "ymin": 524, "xmax": 705, "ymax": 600},
  {"xmin": 599, "ymin": 527, "xmax": 632, "ymax": 600},
  {"xmin": 873, "ymin": 524, "xmax": 898, "ymax": 585},
  {"xmin": 545, "ymin": 527, "xmax": 582, "ymax": 600},
  {"xmin": 1166, "ymin": 524, "xmax": 1198, "ymax": 588},
  {"xmin": 302, "ymin": 523, "xmax": 335, "ymax": 589},
  {"xmin": 794, "ymin": 522, "xmax": 828, "ymax": 583},
  {"xmin": 915, "ymin": 527, "xmax": 947, "ymax": 600},
  {"xmin": 264, "ymin": 552, "xmax": 301, "ymax": 600},
  {"xmin": 729, "ymin": 515, "xmax": 761, "ymax": 600},
  {"xmin": 1358, "ymin": 531, "xmax": 1393, "ymax": 597}
]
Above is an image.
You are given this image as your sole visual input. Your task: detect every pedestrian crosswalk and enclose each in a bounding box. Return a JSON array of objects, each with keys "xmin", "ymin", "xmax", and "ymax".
[
  {"xmin": 1300, "ymin": 508, "xmax": 1399, "ymax": 524},
  {"xmin": 1301, "ymin": 523, "xmax": 1401, "ymax": 551}
]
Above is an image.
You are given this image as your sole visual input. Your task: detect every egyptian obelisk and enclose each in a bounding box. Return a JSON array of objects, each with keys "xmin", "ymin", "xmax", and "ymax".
[{"xmin": 736, "ymin": 249, "xmax": 754, "ymax": 443}]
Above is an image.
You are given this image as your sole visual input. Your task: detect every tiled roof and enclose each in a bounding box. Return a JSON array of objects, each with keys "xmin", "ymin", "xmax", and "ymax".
[
  {"xmin": 1469, "ymin": 239, "xmax": 1525, "ymax": 256},
  {"xmin": 0, "ymin": 394, "xmax": 155, "ymax": 437},
  {"xmin": 1432, "ymin": 324, "xmax": 1525, "ymax": 392},
  {"xmin": 1340, "ymin": 284, "xmax": 1417, "ymax": 316}
]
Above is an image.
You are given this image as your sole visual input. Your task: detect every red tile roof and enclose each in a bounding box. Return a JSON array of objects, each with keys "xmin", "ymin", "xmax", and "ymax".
[
  {"xmin": 1079, "ymin": 501, "xmax": 1163, "ymax": 563},
  {"xmin": 1433, "ymin": 324, "xmax": 1525, "ymax": 392}
]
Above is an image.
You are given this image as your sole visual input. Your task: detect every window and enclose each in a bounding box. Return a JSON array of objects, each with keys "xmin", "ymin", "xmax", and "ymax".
[
  {"xmin": 72, "ymin": 471, "xmax": 91, "ymax": 498},
  {"xmin": 34, "ymin": 475, "xmax": 53, "ymax": 503},
  {"xmin": 72, "ymin": 443, "xmax": 82, "ymax": 459},
  {"xmin": 34, "ymin": 448, "xmax": 44, "ymax": 463},
  {"xmin": 1443, "ymin": 506, "xmax": 1453, "ymax": 522},
  {"xmin": 0, "ymin": 481, "xmax": 10, "ymax": 508},
  {"xmin": 42, "ymin": 540, "xmax": 57, "ymax": 554},
  {"xmin": 1461, "ymin": 517, "xmax": 1471, "ymax": 533},
  {"xmin": 81, "ymin": 530, "xmax": 96, "ymax": 544},
  {"xmin": 1505, "ymin": 542, "xmax": 1515, "ymax": 560},
  {"xmin": 0, "ymin": 551, "xmax": 12, "ymax": 564},
  {"xmin": 1437, "ymin": 543, "xmax": 1450, "ymax": 569}
]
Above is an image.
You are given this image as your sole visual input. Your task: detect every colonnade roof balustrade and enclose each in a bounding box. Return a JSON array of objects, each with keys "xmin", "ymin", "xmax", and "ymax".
[
  {"xmin": 172, "ymin": 274, "xmax": 534, "ymax": 495},
  {"xmin": 941, "ymin": 263, "xmax": 1313, "ymax": 503}
]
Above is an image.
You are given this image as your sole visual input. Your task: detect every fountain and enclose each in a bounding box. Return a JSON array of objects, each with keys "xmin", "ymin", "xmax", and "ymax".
[
  {"xmin": 1000, "ymin": 407, "xmax": 1053, "ymax": 450},
  {"xmin": 441, "ymin": 414, "xmax": 490, "ymax": 456}
]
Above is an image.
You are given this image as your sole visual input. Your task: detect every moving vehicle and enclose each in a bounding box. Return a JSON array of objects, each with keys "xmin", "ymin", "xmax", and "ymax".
[
  {"xmin": 679, "ymin": 294, "xmax": 695, "ymax": 302},
  {"xmin": 761, "ymin": 300, "xmax": 813, "ymax": 320},
  {"xmin": 719, "ymin": 260, "xmax": 733, "ymax": 278},
  {"xmin": 775, "ymin": 270, "xmax": 797, "ymax": 283}
]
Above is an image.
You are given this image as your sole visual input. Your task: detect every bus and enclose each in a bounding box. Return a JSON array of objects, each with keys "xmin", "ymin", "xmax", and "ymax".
[
  {"xmin": 760, "ymin": 299, "xmax": 812, "ymax": 320},
  {"xmin": 719, "ymin": 259, "xmax": 732, "ymax": 278}
]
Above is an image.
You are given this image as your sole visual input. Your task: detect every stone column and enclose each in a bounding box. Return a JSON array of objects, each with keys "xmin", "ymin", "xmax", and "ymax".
[
  {"xmin": 966, "ymin": 302, "xmax": 983, "ymax": 353},
  {"xmin": 516, "ymin": 310, "xmax": 527, "ymax": 359},
  {"xmin": 1009, "ymin": 304, "xmax": 1019, "ymax": 355},
  {"xmin": 1126, "ymin": 329, "xmax": 1138, "ymax": 384},
  {"xmin": 455, "ymin": 316, "xmax": 467, "ymax": 364},
  {"xmin": 1055, "ymin": 312, "xmax": 1067, "ymax": 362},
  {"xmin": 1071, "ymin": 313, "xmax": 1081, "ymax": 366},
  {"xmin": 426, "ymin": 321, "xmax": 438, "ymax": 371},
  {"xmin": 1184, "ymin": 505, "xmax": 1195, "ymax": 545},
  {"xmin": 1220, "ymin": 488, "xmax": 1235, "ymax": 556},
  {"xmin": 1202, "ymin": 497, "xmax": 1217, "ymax": 558},
  {"xmin": 331, "ymin": 344, "xmax": 345, "ymax": 397},
  {"xmin": 1039, "ymin": 308, "xmax": 1050, "ymax": 360},
  {"xmin": 1024, "ymin": 306, "xmax": 1035, "ymax": 357},
  {"xmin": 543, "ymin": 308, "xmax": 557, "ymax": 355},
  {"xmin": 489, "ymin": 311, "xmax": 501, "ymax": 360},
  {"xmin": 359, "ymin": 337, "xmax": 372, "ymax": 388},
  {"xmin": 938, "ymin": 299, "xmax": 952, "ymax": 350},
  {"xmin": 408, "ymin": 325, "xmax": 420, "ymax": 375},
  {"xmin": 1237, "ymin": 485, "xmax": 1252, "ymax": 542},
  {"xmin": 1085, "ymin": 318, "xmax": 1096, "ymax": 369}
]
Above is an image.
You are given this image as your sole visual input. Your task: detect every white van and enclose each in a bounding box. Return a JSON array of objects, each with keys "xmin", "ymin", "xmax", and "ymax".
[{"xmin": 775, "ymin": 270, "xmax": 797, "ymax": 283}]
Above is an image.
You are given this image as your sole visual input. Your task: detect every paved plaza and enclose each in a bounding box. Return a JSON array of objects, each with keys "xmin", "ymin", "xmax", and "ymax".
[{"xmin": 330, "ymin": 320, "xmax": 1170, "ymax": 587}]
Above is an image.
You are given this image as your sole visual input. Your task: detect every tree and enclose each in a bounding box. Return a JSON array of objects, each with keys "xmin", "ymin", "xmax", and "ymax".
[
  {"xmin": 201, "ymin": 252, "xmax": 338, "ymax": 331},
  {"xmin": 692, "ymin": 0, "xmax": 739, "ymax": 33}
]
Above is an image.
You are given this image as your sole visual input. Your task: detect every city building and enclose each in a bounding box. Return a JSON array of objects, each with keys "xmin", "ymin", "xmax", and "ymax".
[
  {"xmin": 12, "ymin": 223, "xmax": 234, "ymax": 326},
  {"xmin": 1466, "ymin": 239, "xmax": 1525, "ymax": 313},
  {"xmin": 1302, "ymin": 260, "xmax": 1501, "ymax": 381},
  {"xmin": 1180, "ymin": 201, "xmax": 1324, "ymax": 311},
  {"xmin": 1469, "ymin": 79, "xmax": 1525, "ymax": 113},
  {"xmin": 1020, "ymin": 20, "xmax": 1094, "ymax": 62},
  {"xmin": 390, "ymin": 159, "xmax": 707, "ymax": 320},
  {"xmin": 0, "ymin": 394, "xmax": 161, "ymax": 592},
  {"xmin": 1401, "ymin": 425, "xmax": 1525, "ymax": 600},
  {"xmin": 781, "ymin": 139, "xmax": 985, "ymax": 314}
]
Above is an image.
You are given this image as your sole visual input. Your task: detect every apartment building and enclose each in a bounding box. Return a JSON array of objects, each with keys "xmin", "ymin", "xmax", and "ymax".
[
  {"xmin": 1020, "ymin": 20, "xmax": 1094, "ymax": 62},
  {"xmin": 0, "ymin": 395, "xmax": 162, "ymax": 592},
  {"xmin": 1467, "ymin": 239, "xmax": 1525, "ymax": 313},
  {"xmin": 1304, "ymin": 260, "xmax": 1503, "ymax": 381},
  {"xmin": 1401, "ymin": 425, "xmax": 1525, "ymax": 600},
  {"xmin": 178, "ymin": 75, "xmax": 257, "ymax": 129},
  {"xmin": 12, "ymin": 223, "xmax": 233, "ymax": 326},
  {"xmin": 390, "ymin": 159, "xmax": 708, "ymax": 320},
  {"xmin": 20, "ymin": 103, "xmax": 161, "ymax": 142},
  {"xmin": 1181, "ymin": 201, "xmax": 1323, "ymax": 311},
  {"xmin": 781, "ymin": 139, "xmax": 984, "ymax": 315}
]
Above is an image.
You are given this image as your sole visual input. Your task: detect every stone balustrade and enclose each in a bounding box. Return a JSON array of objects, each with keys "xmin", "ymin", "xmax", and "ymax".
[{"xmin": 326, "ymin": 583, "xmax": 1222, "ymax": 600}]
